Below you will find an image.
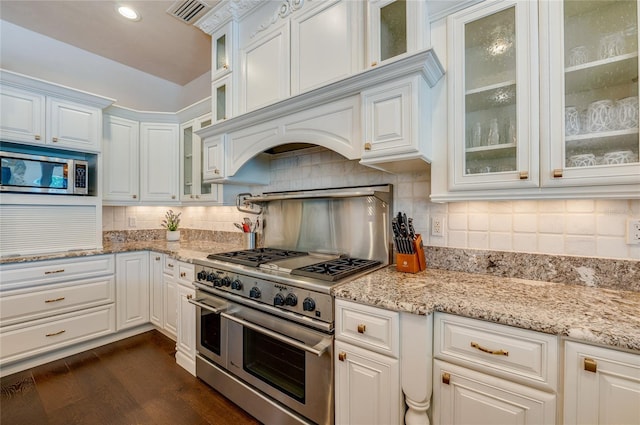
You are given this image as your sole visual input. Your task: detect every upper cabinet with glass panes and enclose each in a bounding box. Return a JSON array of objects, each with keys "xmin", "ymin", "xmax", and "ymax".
[
  {"xmin": 541, "ymin": 0, "xmax": 639, "ymax": 189},
  {"xmin": 366, "ymin": 0, "xmax": 429, "ymax": 68}
]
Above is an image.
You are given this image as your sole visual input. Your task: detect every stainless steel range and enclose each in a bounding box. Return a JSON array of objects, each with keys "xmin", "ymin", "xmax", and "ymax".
[{"xmin": 190, "ymin": 184, "xmax": 392, "ymax": 425}]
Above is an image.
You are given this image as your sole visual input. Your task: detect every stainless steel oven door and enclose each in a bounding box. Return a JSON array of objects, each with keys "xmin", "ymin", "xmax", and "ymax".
[
  {"xmin": 190, "ymin": 290, "xmax": 229, "ymax": 368},
  {"xmin": 224, "ymin": 304, "xmax": 334, "ymax": 425}
]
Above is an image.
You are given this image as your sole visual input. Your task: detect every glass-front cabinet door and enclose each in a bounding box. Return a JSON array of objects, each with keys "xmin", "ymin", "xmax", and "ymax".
[
  {"xmin": 211, "ymin": 21, "xmax": 234, "ymax": 81},
  {"xmin": 180, "ymin": 114, "xmax": 214, "ymax": 202},
  {"xmin": 542, "ymin": 0, "xmax": 639, "ymax": 188},
  {"xmin": 448, "ymin": 0, "xmax": 539, "ymax": 191}
]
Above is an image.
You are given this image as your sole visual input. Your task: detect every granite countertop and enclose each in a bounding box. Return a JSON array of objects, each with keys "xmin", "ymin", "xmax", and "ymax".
[
  {"xmin": 333, "ymin": 266, "xmax": 640, "ymax": 353},
  {"xmin": 0, "ymin": 240, "xmax": 240, "ymax": 265},
  {"xmin": 3, "ymin": 242, "xmax": 639, "ymax": 353}
]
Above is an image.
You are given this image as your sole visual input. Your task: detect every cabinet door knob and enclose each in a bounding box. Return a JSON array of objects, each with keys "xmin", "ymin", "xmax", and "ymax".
[
  {"xmin": 187, "ymin": 294, "xmax": 193, "ymax": 300},
  {"xmin": 584, "ymin": 358, "xmax": 597, "ymax": 373},
  {"xmin": 357, "ymin": 324, "xmax": 366, "ymax": 333},
  {"xmin": 442, "ymin": 372, "xmax": 451, "ymax": 385},
  {"xmin": 553, "ymin": 169, "xmax": 563, "ymax": 178},
  {"xmin": 168, "ymin": 263, "xmax": 174, "ymax": 268},
  {"xmin": 172, "ymin": 195, "xmax": 176, "ymax": 199},
  {"xmin": 52, "ymin": 137, "xmax": 58, "ymax": 142},
  {"xmin": 155, "ymin": 256, "xmax": 161, "ymax": 261},
  {"xmin": 214, "ymin": 169, "xmax": 220, "ymax": 175},
  {"xmin": 371, "ymin": 61, "xmax": 377, "ymax": 67},
  {"xmin": 180, "ymin": 272, "xmax": 186, "ymax": 278},
  {"xmin": 338, "ymin": 352, "xmax": 347, "ymax": 362},
  {"xmin": 195, "ymin": 195, "xmax": 200, "ymax": 199},
  {"xmin": 132, "ymin": 194, "xmax": 137, "ymax": 199},
  {"xmin": 519, "ymin": 171, "xmax": 529, "ymax": 180},
  {"xmin": 364, "ymin": 142, "xmax": 372, "ymax": 151},
  {"xmin": 35, "ymin": 134, "xmax": 41, "ymax": 141},
  {"xmin": 223, "ymin": 64, "xmax": 229, "ymax": 69}
]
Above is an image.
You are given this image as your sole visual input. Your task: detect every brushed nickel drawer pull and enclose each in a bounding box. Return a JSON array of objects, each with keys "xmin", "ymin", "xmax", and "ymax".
[
  {"xmin": 45, "ymin": 297, "xmax": 65, "ymax": 303},
  {"xmin": 471, "ymin": 341, "xmax": 509, "ymax": 356},
  {"xmin": 584, "ymin": 358, "xmax": 597, "ymax": 373},
  {"xmin": 357, "ymin": 324, "xmax": 366, "ymax": 334},
  {"xmin": 44, "ymin": 269, "xmax": 65, "ymax": 275},
  {"xmin": 338, "ymin": 352, "xmax": 347, "ymax": 362},
  {"xmin": 442, "ymin": 372, "xmax": 450, "ymax": 385},
  {"xmin": 46, "ymin": 330, "xmax": 66, "ymax": 337}
]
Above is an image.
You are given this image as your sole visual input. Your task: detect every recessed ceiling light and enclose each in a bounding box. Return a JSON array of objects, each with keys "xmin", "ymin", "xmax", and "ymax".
[{"xmin": 117, "ymin": 5, "xmax": 141, "ymax": 21}]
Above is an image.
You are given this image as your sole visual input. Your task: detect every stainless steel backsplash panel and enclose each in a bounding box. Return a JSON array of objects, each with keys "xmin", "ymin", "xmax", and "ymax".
[{"xmin": 258, "ymin": 185, "xmax": 392, "ymax": 264}]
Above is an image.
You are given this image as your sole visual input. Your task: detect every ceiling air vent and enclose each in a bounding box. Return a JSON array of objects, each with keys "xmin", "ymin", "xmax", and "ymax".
[{"xmin": 166, "ymin": 0, "xmax": 212, "ymax": 24}]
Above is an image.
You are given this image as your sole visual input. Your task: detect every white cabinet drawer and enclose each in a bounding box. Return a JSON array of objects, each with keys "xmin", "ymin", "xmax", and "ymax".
[
  {"xmin": 176, "ymin": 261, "xmax": 194, "ymax": 287},
  {"xmin": 335, "ymin": 299, "xmax": 399, "ymax": 357},
  {"xmin": 0, "ymin": 304, "xmax": 116, "ymax": 364},
  {"xmin": 163, "ymin": 256, "xmax": 176, "ymax": 276},
  {"xmin": 0, "ymin": 255, "xmax": 115, "ymax": 291},
  {"xmin": 0, "ymin": 276, "xmax": 115, "ymax": 326},
  {"xmin": 434, "ymin": 313, "xmax": 558, "ymax": 391}
]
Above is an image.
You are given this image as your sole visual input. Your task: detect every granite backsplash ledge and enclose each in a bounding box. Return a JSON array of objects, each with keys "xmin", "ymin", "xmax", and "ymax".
[
  {"xmin": 103, "ymin": 229, "xmax": 254, "ymax": 245},
  {"xmin": 426, "ymin": 246, "xmax": 639, "ymax": 292}
]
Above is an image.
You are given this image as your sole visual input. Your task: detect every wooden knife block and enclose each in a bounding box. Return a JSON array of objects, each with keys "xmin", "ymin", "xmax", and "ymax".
[{"xmin": 396, "ymin": 234, "xmax": 426, "ymax": 273}]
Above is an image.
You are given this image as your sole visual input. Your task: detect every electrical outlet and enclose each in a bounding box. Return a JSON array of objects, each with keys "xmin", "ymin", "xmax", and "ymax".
[
  {"xmin": 128, "ymin": 217, "xmax": 136, "ymax": 228},
  {"xmin": 431, "ymin": 216, "xmax": 444, "ymax": 237},
  {"xmin": 627, "ymin": 218, "xmax": 640, "ymax": 245}
]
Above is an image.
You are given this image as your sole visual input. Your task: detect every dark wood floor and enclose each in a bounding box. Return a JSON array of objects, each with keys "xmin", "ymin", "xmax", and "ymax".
[{"xmin": 1, "ymin": 330, "xmax": 261, "ymax": 425}]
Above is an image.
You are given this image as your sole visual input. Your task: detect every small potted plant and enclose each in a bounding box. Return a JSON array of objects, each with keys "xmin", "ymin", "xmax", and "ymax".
[{"xmin": 162, "ymin": 209, "xmax": 181, "ymax": 241}]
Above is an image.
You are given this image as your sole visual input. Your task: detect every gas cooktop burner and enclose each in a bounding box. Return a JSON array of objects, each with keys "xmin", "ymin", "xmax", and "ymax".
[
  {"xmin": 207, "ymin": 248, "xmax": 308, "ymax": 267},
  {"xmin": 291, "ymin": 258, "xmax": 381, "ymax": 282}
]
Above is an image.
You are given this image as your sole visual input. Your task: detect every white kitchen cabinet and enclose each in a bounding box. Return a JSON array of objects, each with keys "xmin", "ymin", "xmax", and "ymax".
[
  {"xmin": 433, "ymin": 360, "xmax": 556, "ymax": 425},
  {"xmin": 0, "ymin": 254, "xmax": 116, "ymax": 368},
  {"xmin": 432, "ymin": 0, "xmax": 640, "ymax": 201},
  {"xmin": 239, "ymin": 21, "xmax": 290, "ymax": 113},
  {"xmin": 366, "ymin": 0, "xmax": 428, "ymax": 69},
  {"xmin": 103, "ymin": 115, "xmax": 140, "ymax": 202},
  {"xmin": 291, "ymin": 0, "xmax": 362, "ymax": 94},
  {"xmin": 212, "ymin": 76, "xmax": 232, "ymax": 124},
  {"xmin": 540, "ymin": 0, "xmax": 640, "ymax": 189},
  {"xmin": 115, "ymin": 252, "xmax": 149, "ymax": 331},
  {"xmin": 103, "ymin": 112, "xmax": 179, "ymax": 205},
  {"xmin": 174, "ymin": 260, "xmax": 195, "ymax": 375},
  {"xmin": 360, "ymin": 74, "xmax": 434, "ymax": 171},
  {"xmin": 334, "ymin": 299, "xmax": 402, "ymax": 425},
  {"xmin": 335, "ymin": 339, "xmax": 400, "ymax": 425},
  {"xmin": 202, "ymin": 133, "xmax": 225, "ymax": 181},
  {"xmin": 149, "ymin": 252, "xmax": 164, "ymax": 329},
  {"xmin": 162, "ymin": 256, "xmax": 178, "ymax": 337},
  {"xmin": 211, "ymin": 21, "xmax": 235, "ymax": 81},
  {"xmin": 447, "ymin": 0, "xmax": 539, "ymax": 191},
  {"xmin": 564, "ymin": 341, "xmax": 640, "ymax": 425},
  {"xmin": 433, "ymin": 313, "xmax": 558, "ymax": 425},
  {"xmin": 180, "ymin": 114, "xmax": 220, "ymax": 203},
  {"xmin": 0, "ymin": 81, "xmax": 107, "ymax": 153},
  {"xmin": 140, "ymin": 122, "xmax": 179, "ymax": 203}
]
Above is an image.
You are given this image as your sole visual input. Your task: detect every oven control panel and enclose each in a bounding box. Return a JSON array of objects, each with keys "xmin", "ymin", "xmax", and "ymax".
[{"xmin": 194, "ymin": 265, "xmax": 333, "ymax": 324}]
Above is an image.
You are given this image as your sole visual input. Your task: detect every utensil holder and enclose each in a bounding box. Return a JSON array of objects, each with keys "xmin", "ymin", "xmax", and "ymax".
[
  {"xmin": 396, "ymin": 234, "xmax": 426, "ymax": 273},
  {"xmin": 243, "ymin": 232, "xmax": 256, "ymax": 249}
]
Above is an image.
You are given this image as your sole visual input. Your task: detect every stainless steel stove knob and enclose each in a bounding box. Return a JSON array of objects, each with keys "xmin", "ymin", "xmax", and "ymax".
[
  {"xmin": 274, "ymin": 293, "xmax": 285, "ymax": 306},
  {"xmin": 285, "ymin": 293, "xmax": 298, "ymax": 307},
  {"xmin": 231, "ymin": 279, "xmax": 242, "ymax": 290},
  {"xmin": 303, "ymin": 297, "xmax": 316, "ymax": 311},
  {"xmin": 249, "ymin": 287, "xmax": 261, "ymax": 299}
]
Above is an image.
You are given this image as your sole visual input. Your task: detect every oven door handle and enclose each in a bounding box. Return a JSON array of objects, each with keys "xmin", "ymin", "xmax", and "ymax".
[
  {"xmin": 189, "ymin": 298, "xmax": 225, "ymax": 314},
  {"xmin": 221, "ymin": 312, "xmax": 331, "ymax": 356}
]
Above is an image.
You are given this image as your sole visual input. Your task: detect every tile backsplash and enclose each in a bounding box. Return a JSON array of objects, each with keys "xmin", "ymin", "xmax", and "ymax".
[{"xmin": 103, "ymin": 147, "xmax": 639, "ymax": 261}]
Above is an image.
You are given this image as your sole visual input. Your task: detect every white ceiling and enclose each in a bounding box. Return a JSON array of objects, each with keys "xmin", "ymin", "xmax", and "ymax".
[{"xmin": 0, "ymin": 0, "xmax": 215, "ymax": 86}]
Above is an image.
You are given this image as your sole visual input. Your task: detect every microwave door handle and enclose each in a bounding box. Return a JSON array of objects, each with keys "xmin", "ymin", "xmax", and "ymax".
[
  {"xmin": 189, "ymin": 298, "xmax": 225, "ymax": 314},
  {"xmin": 220, "ymin": 312, "xmax": 330, "ymax": 356}
]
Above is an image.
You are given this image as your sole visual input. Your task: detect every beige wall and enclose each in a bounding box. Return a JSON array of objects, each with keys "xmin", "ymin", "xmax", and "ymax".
[{"xmin": 103, "ymin": 147, "xmax": 639, "ymax": 261}]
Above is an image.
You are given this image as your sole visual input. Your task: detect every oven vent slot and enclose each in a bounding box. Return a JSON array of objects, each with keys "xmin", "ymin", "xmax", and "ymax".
[{"xmin": 166, "ymin": 0, "xmax": 212, "ymax": 24}]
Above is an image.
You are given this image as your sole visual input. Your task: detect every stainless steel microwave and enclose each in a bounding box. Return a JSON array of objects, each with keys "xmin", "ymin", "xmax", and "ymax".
[{"xmin": 0, "ymin": 151, "xmax": 89, "ymax": 195}]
